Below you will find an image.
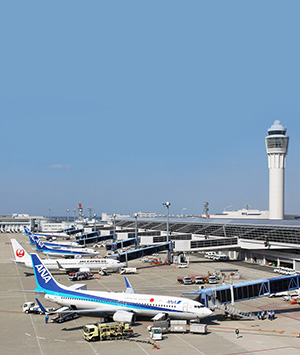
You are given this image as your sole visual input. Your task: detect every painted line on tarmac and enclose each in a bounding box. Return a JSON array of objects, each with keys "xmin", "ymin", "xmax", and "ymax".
[
  {"xmin": 222, "ymin": 345, "xmax": 300, "ymax": 355},
  {"xmin": 208, "ymin": 325, "xmax": 285, "ymax": 334},
  {"xmin": 174, "ymin": 333, "xmax": 206, "ymax": 355},
  {"xmin": 54, "ymin": 339, "xmax": 66, "ymax": 342}
]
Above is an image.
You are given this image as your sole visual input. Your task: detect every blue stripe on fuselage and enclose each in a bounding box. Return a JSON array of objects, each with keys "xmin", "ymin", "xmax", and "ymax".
[{"xmin": 46, "ymin": 289, "xmax": 184, "ymax": 314}]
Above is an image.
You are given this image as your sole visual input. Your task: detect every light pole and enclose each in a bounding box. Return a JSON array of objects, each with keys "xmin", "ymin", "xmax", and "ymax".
[
  {"xmin": 93, "ymin": 214, "xmax": 97, "ymax": 232},
  {"xmin": 113, "ymin": 214, "xmax": 116, "ymax": 242},
  {"xmin": 163, "ymin": 201, "xmax": 171, "ymax": 263},
  {"xmin": 73, "ymin": 209, "xmax": 76, "ymax": 227},
  {"xmin": 66, "ymin": 209, "xmax": 70, "ymax": 228},
  {"xmin": 133, "ymin": 213, "xmax": 138, "ymax": 247}
]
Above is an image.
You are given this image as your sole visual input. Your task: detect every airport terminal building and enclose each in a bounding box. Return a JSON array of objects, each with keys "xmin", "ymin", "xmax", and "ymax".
[{"xmin": 115, "ymin": 216, "xmax": 300, "ymax": 271}]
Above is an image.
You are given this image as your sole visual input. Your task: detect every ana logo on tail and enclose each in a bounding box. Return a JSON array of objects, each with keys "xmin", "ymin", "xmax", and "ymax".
[
  {"xmin": 16, "ymin": 249, "xmax": 25, "ymax": 258},
  {"xmin": 35, "ymin": 263, "xmax": 51, "ymax": 283}
]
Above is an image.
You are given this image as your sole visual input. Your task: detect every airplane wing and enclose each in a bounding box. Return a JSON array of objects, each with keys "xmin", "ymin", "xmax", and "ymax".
[
  {"xmin": 10, "ymin": 289, "xmax": 46, "ymax": 294},
  {"xmin": 49, "ymin": 307, "xmax": 135, "ymax": 315},
  {"xmin": 55, "ymin": 261, "xmax": 81, "ymax": 272}
]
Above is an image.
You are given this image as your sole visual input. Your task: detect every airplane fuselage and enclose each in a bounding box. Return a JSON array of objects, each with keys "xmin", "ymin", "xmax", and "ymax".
[
  {"xmin": 22, "ymin": 258, "xmax": 123, "ymax": 272},
  {"xmin": 44, "ymin": 288, "xmax": 211, "ymax": 320}
]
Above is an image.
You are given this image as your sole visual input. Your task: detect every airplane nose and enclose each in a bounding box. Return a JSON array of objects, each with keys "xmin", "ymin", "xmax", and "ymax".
[{"xmin": 205, "ymin": 308, "xmax": 213, "ymax": 316}]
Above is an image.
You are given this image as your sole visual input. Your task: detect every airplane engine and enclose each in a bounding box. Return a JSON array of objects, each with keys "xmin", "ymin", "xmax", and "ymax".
[{"xmin": 113, "ymin": 311, "xmax": 136, "ymax": 324}]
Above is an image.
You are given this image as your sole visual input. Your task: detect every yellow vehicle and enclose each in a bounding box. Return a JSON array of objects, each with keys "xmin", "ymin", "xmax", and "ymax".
[{"xmin": 83, "ymin": 321, "xmax": 133, "ymax": 342}]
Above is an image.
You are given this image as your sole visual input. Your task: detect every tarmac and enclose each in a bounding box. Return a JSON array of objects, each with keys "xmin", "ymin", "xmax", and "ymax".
[{"xmin": 1, "ymin": 232, "xmax": 300, "ymax": 355}]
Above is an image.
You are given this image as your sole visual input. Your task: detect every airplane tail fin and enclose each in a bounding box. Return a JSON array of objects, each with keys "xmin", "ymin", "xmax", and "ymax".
[
  {"xmin": 11, "ymin": 239, "xmax": 31, "ymax": 263},
  {"xmin": 35, "ymin": 298, "xmax": 47, "ymax": 313},
  {"xmin": 33, "ymin": 235, "xmax": 48, "ymax": 251},
  {"xmin": 23, "ymin": 226, "xmax": 36, "ymax": 244},
  {"xmin": 124, "ymin": 277, "xmax": 135, "ymax": 294},
  {"xmin": 30, "ymin": 253, "xmax": 63, "ymax": 293},
  {"xmin": 23, "ymin": 226, "xmax": 30, "ymax": 235}
]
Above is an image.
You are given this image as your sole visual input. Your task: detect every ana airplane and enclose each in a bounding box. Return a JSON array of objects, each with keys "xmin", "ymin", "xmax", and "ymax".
[
  {"xmin": 24, "ymin": 227, "xmax": 82, "ymax": 248},
  {"xmin": 23, "ymin": 226, "xmax": 72, "ymax": 239},
  {"xmin": 30, "ymin": 253, "xmax": 212, "ymax": 323},
  {"xmin": 32, "ymin": 234, "xmax": 100, "ymax": 258},
  {"xmin": 11, "ymin": 239, "xmax": 124, "ymax": 273}
]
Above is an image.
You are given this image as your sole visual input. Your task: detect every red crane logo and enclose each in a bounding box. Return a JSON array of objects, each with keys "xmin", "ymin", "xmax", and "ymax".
[{"xmin": 16, "ymin": 249, "xmax": 25, "ymax": 258}]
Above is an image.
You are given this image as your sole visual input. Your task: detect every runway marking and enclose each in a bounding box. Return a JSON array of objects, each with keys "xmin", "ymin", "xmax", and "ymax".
[
  {"xmin": 54, "ymin": 339, "xmax": 66, "ymax": 342},
  {"xmin": 222, "ymin": 345, "xmax": 300, "ymax": 355},
  {"xmin": 13, "ymin": 261, "xmax": 45, "ymax": 355},
  {"xmin": 37, "ymin": 336, "xmax": 45, "ymax": 340},
  {"xmin": 174, "ymin": 333, "xmax": 206, "ymax": 354},
  {"xmin": 25, "ymin": 333, "xmax": 31, "ymax": 336},
  {"xmin": 208, "ymin": 325, "xmax": 285, "ymax": 334},
  {"xmin": 134, "ymin": 341, "xmax": 151, "ymax": 355}
]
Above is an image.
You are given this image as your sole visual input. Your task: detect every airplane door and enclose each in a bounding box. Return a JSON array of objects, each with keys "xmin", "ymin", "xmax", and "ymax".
[{"xmin": 183, "ymin": 302, "xmax": 189, "ymax": 313}]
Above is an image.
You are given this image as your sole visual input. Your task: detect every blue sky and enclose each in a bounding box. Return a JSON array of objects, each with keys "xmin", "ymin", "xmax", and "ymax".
[{"xmin": 1, "ymin": 1, "xmax": 300, "ymax": 217}]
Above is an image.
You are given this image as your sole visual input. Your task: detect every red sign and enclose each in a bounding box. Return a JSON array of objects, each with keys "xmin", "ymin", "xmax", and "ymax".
[
  {"xmin": 150, "ymin": 298, "xmax": 154, "ymax": 303},
  {"xmin": 16, "ymin": 249, "xmax": 25, "ymax": 258}
]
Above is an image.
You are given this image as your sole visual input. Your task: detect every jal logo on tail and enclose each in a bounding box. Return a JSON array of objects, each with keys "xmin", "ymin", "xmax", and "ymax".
[
  {"xmin": 16, "ymin": 249, "xmax": 25, "ymax": 258},
  {"xmin": 35, "ymin": 264, "xmax": 51, "ymax": 284}
]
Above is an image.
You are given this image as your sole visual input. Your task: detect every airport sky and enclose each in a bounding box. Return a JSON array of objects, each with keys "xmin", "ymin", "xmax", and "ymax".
[{"xmin": 1, "ymin": 1, "xmax": 300, "ymax": 217}]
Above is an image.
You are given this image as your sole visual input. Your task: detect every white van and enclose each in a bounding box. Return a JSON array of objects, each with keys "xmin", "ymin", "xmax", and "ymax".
[
  {"xmin": 213, "ymin": 254, "xmax": 229, "ymax": 261},
  {"xmin": 205, "ymin": 252, "xmax": 215, "ymax": 259}
]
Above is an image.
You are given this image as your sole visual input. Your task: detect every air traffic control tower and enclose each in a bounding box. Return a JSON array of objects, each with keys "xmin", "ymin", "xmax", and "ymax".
[{"xmin": 265, "ymin": 120, "xmax": 289, "ymax": 220}]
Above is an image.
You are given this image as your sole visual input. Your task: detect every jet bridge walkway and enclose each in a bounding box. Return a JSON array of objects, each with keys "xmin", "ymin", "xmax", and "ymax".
[
  {"xmin": 106, "ymin": 237, "xmax": 138, "ymax": 251},
  {"xmin": 108, "ymin": 242, "xmax": 172, "ymax": 263},
  {"xmin": 183, "ymin": 274, "xmax": 300, "ymax": 309}
]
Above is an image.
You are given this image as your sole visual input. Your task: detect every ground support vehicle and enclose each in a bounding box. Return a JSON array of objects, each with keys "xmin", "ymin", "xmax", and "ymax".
[
  {"xmin": 149, "ymin": 327, "xmax": 163, "ymax": 340},
  {"xmin": 83, "ymin": 321, "xmax": 133, "ymax": 342},
  {"xmin": 51, "ymin": 312, "xmax": 79, "ymax": 323},
  {"xmin": 120, "ymin": 267, "xmax": 137, "ymax": 274},
  {"xmin": 152, "ymin": 320, "xmax": 169, "ymax": 334},
  {"xmin": 22, "ymin": 301, "xmax": 54, "ymax": 314},
  {"xmin": 68, "ymin": 271, "xmax": 93, "ymax": 281}
]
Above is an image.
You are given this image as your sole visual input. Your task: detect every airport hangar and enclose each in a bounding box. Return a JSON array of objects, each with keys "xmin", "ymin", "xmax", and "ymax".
[{"xmin": 114, "ymin": 216, "xmax": 300, "ymax": 270}]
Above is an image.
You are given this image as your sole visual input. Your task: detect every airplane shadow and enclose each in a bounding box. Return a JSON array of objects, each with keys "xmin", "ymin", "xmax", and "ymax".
[{"xmin": 61, "ymin": 326, "xmax": 83, "ymax": 331}]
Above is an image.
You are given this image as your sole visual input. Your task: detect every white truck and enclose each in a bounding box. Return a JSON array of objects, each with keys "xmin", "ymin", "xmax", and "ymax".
[
  {"xmin": 22, "ymin": 301, "xmax": 54, "ymax": 314},
  {"xmin": 149, "ymin": 326, "xmax": 163, "ymax": 340},
  {"xmin": 120, "ymin": 267, "xmax": 137, "ymax": 274}
]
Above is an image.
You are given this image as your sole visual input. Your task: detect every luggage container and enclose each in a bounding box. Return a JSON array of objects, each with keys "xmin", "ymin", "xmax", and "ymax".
[
  {"xmin": 170, "ymin": 320, "xmax": 187, "ymax": 333},
  {"xmin": 189, "ymin": 323, "xmax": 207, "ymax": 334}
]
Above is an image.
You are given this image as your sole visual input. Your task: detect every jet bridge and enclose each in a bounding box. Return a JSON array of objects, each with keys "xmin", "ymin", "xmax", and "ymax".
[
  {"xmin": 183, "ymin": 274, "xmax": 300, "ymax": 308},
  {"xmin": 107, "ymin": 242, "xmax": 172, "ymax": 263},
  {"xmin": 76, "ymin": 232, "xmax": 114, "ymax": 245},
  {"xmin": 106, "ymin": 237, "xmax": 138, "ymax": 251}
]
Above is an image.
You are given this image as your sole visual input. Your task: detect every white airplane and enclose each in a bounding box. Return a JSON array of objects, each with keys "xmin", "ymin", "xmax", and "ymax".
[
  {"xmin": 32, "ymin": 234, "xmax": 100, "ymax": 258},
  {"xmin": 24, "ymin": 227, "xmax": 82, "ymax": 248},
  {"xmin": 30, "ymin": 253, "xmax": 212, "ymax": 323},
  {"xmin": 23, "ymin": 226, "xmax": 71, "ymax": 239},
  {"xmin": 11, "ymin": 239, "xmax": 124, "ymax": 273}
]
